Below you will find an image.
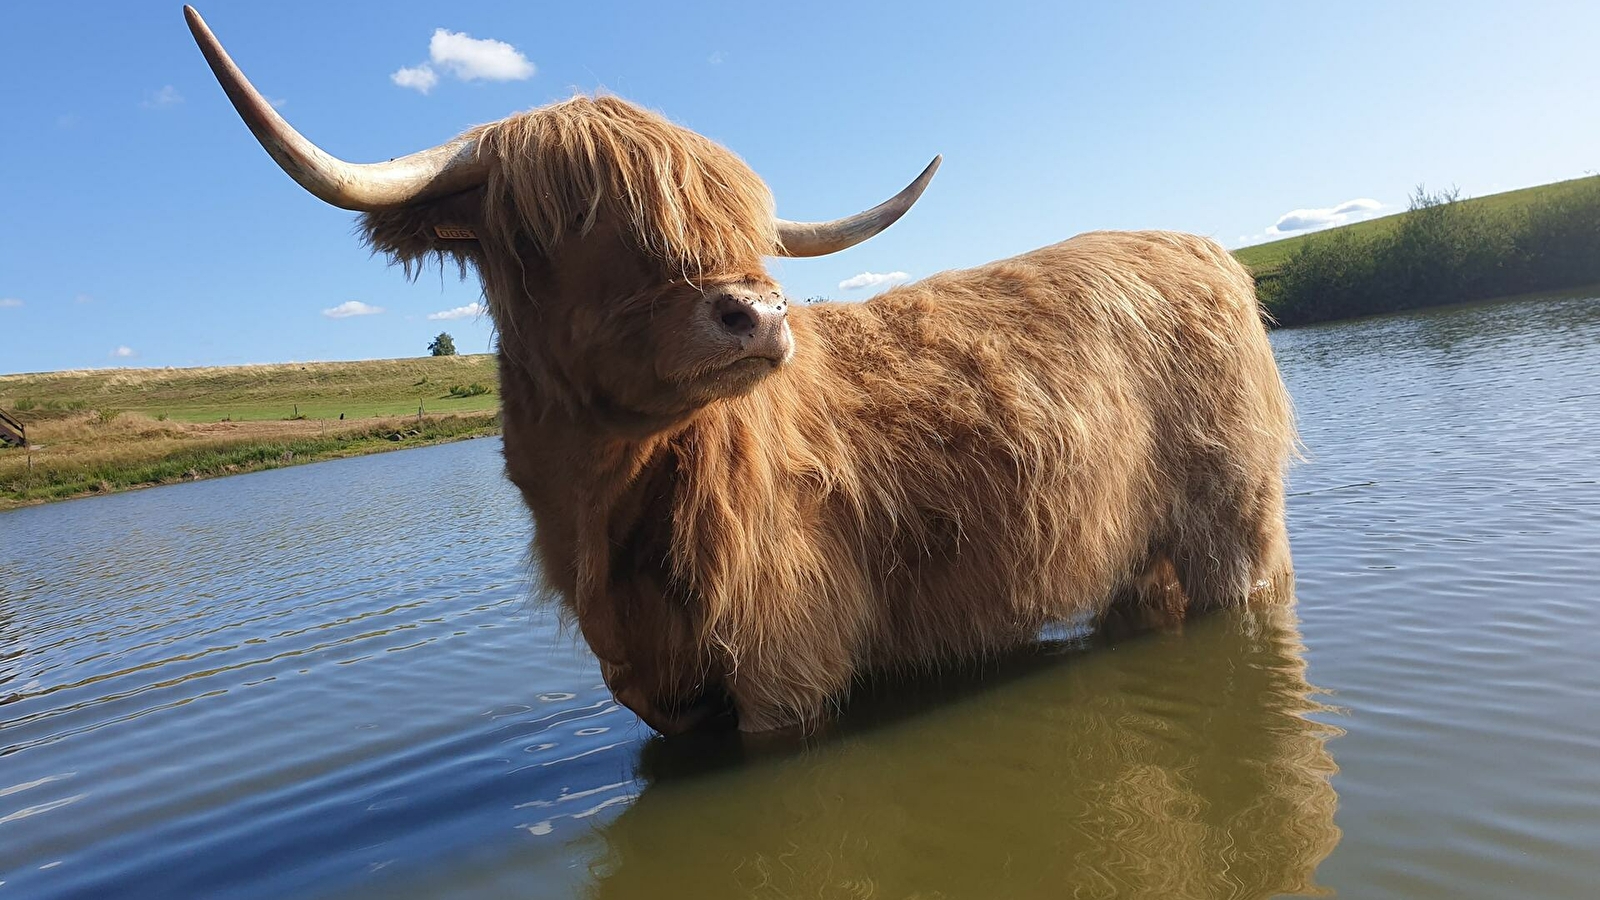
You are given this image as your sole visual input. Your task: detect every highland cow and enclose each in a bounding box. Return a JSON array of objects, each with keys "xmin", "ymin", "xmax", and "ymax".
[{"xmin": 187, "ymin": 7, "xmax": 1296, "ymax": 734}]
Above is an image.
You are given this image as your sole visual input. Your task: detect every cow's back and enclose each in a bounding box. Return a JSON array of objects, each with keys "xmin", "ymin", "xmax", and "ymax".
[{"xmin": 792, "ymin": 230, "xmax": 1293, "ymax": 669}]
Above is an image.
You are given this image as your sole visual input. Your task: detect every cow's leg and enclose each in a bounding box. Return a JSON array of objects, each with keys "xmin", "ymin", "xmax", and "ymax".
[
  {"xmin": 1248, "ymin": 516, "xmax": 1295, "ymax": 602},
  {"xmin": 1172, "ymin": 473, "xmax": 1292, "ymax": 611},
  {"xmin": 1097, "ymin": 555, "xmax": 1188, "ymax": 638}
]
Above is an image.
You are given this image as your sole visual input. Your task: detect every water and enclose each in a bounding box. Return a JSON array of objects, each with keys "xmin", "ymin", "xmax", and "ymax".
[{"xmin": 4, "ymin": 292, "xmax": 1600, "ymax": 898}]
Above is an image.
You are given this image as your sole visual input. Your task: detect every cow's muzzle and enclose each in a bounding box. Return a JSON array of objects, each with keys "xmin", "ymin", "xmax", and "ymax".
[{"xmin": 611, "ymin": 680, "xmax": 738, "ymax": 737}]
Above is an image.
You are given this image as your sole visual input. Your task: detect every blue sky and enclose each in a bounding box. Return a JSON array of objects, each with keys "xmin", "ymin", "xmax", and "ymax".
[{"xmin": 3, "ymin": 1, "xmax": 1597, "ymax": 373}]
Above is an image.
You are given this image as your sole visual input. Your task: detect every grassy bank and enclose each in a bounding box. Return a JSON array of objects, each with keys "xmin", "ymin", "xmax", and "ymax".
[
  {"xmin": 1, "ymin": 353, "xmax": 500, "ymax": 423},
  {"xmin": 0, "ymin": 355, "xmax": 506, "ymax": 509},
  {"xmin": 1233, "ymin": 175, "xmax": 1600, "ymax": 326},
  {"xmin": 0, "ymin": 411, "xmax": 499, "ymax": 509}
]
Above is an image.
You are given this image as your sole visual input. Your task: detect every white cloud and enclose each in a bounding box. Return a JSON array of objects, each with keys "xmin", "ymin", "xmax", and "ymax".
[
  {"xmin": 112, "ymin": 346, "xmax": 135, "ymax": 358},
  {"xmin": 0, "ymin": 298, "xmax": 22, "ymax": 308},
  {"xmin": 1231, "ymin": 197, "xmax": 1390, "ymax": 248},
  {"xmin": 1267, "ymin": 198, "xmax": 1384, "ymax": 236},
  {"xmin": 141, "ymin": 85, "xmax": 183, "ymax": 109},
  {"xmin": 392, "ymin": 28, "xmax": 534, "ymax": 93},
  {"xmin": 322, "ymin": 300, "xmax": 385, "ymax": 319},
  {"xmin": 839, "ymin": 271, "xmax": 911, "ymax": 291},
  {"xmin": 427, "ymin": 301, "xmax": 486, "ymax": 321},
  {"xmin": 708, "ymin": 51, "xmax": 725, "ymax": 65},
  {"xmin": 391, "ymin": 64, "xmax": 439, "ymax": 94},
  {"xmin": 430, "ymin": 29, "xmax": 535, "ymax": 81},
  {"xmin": 74, "ymin": 293, "xmax": 93, "ymax": 304}
]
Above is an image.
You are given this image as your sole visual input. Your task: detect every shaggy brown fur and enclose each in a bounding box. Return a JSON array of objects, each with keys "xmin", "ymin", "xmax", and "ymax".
[
  {"xmin": 363, "ymin": 96, "xmax": 776, "ymax": 288},
  {"xmin": 359, "ymin": 95, "xmax": 1296, "ymax": 733},
  {"xmin": 652, "ymin": 234, "xmax": 1294, "ymax": 729}
]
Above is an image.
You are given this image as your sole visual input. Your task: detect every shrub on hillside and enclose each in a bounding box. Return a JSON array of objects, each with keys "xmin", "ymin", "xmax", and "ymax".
[
  {"xmin": 448, "ymin": 382, "xmax": 491, "ymax": 398},
  {"xmin": 1517, "ymin": 179, "xmax": 1600, "ymax": 291}
]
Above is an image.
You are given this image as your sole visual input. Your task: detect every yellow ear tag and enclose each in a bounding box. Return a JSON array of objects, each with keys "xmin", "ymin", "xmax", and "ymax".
[{"xmin": 434, "ymin": 225, "xmax": 479, "ymax": 240}]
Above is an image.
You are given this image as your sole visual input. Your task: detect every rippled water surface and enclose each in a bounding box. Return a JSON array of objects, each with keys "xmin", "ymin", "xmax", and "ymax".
[{"xmin": 4, "ymin": 293, "xmax": 1600, "ymax": 898}]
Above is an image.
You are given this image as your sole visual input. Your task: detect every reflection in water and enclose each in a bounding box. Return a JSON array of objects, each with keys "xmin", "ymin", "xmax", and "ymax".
[
  {"xmin": 582, "ymin": 603, "xmax": 1340, "ymax": 900},
  {"xmin": 1272, "ymin": 286, "xmax": 1600, "ymax": 374}
]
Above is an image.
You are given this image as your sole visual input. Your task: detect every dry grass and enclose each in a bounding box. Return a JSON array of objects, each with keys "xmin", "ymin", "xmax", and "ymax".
[
  {"xmin": 0, "ymin": 355, "xmax": 509, "ymax": 508},
  {"xmin": 15, "ymin": 410, "xmax": 346, "ymax": 464},
  {"xmin": 0, "ymin": 409, "xmax": 498, "ymax": 509},
  {"xmin": 0, "ymin": 354, "xmax": 501, "ymax": 423}
]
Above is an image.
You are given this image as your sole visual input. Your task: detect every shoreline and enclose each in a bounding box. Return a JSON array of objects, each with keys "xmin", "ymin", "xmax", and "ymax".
[
  {"xmin": 0, "ymin": 413, "xmax": 500, "ymax": 512},
  {"xmin": 1266, "ymin": 281, "xmax": 1600, "ymax": 331}
]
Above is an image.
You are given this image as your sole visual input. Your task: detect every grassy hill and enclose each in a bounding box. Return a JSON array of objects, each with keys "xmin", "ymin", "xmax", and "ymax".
[
  {"xmin": 1233, "ymin": 175, "xmax": 1600, "ymax": 278},
  {"xmin": 0, "ymin": 354, "xmax": 503, "ymax": 509},
  {"xmin": 0, "ymin": 353, "xmax": 501, "ymax": 423},
  {"xmin": 1233, "ymin": 174, "xmax": 1600, "ymax": 326}
]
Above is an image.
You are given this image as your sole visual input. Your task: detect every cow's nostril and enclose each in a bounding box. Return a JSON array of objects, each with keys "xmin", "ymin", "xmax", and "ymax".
[
  {"xmin": 719, "ymin": 307, "xmax": 757, "ymax": 336},
  {"xmin": 713, "ymin": 294, "xmax": 761, "ymax": 336}
]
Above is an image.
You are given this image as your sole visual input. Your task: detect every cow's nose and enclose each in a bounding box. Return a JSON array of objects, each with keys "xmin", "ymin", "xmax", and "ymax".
[{"xmin": 711, "ymin": 292, "xmax": 786, "ymax": 339}]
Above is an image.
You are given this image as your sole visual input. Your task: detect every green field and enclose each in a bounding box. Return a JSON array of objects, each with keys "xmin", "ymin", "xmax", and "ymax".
[
  {"xmin": 0, "ymin": 353, "xmax": 501, "ymax": 423},
  {"xmin": 1232, "ymin": 175, "xmax": 1600, "ymax": 278},
  {"xmin": 0, "ymin": 412, "xmax": 499, "ymax": 508},
  {"xmin": 0, "ymin": 355, "xmax": 505, "ymax": 509}
]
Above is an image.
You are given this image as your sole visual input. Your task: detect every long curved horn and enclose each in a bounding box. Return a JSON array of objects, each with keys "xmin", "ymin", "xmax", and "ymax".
[
  {"xmin": 774, "ymin": 156, "xmax": 941, "ymax": 257},
  {"xmin": 183, "ymin": 6, "xmax": 488, "ymax": 211}
]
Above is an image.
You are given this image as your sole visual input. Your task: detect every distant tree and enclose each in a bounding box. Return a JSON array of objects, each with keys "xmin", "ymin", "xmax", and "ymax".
[{"xmin": 428, "ymin": 332, "xmax": 457, "ymax": 357}]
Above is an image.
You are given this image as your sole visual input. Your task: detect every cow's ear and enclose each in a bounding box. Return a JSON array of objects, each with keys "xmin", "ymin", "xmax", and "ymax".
[{"xmin": 358, "ymin": 187, "xmax": 487, "ymax": 274}]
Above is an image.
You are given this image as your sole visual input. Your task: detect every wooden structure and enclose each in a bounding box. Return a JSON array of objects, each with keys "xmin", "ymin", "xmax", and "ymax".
[{"xmin": 0, "ymin": 408, "xmax": 26, "ymax": 448}]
